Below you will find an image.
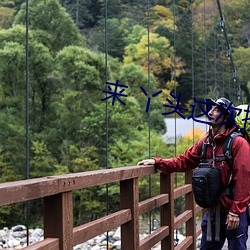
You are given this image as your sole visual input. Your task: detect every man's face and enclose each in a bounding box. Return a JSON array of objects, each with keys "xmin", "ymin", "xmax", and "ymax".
[{"xmin": 208, "ymin": 105, "xmax": 226, "ymax": 126}]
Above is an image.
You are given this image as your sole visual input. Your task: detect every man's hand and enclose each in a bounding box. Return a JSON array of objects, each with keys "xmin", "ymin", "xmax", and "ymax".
[
  {"xmin": 137, "ymin": 159, "xmax": 155, "ymax": 166},
  {"xmin": 226, "ymin": 213, "xmax": 240, "ymax": 230}
]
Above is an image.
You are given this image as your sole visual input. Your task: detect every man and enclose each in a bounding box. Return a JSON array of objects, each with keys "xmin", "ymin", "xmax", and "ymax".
[{"xmin": 138, "ymin": 97, "xmax": 250, "ymax": 250}]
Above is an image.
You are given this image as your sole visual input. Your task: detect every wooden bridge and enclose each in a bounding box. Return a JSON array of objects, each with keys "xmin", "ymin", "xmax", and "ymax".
[{"xmin": 0, "ymin": 165, "xmax": 204, "ymax": 250}]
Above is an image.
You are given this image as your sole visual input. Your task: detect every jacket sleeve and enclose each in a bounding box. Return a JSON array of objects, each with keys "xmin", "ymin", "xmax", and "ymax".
[
  {"xmin": 229, "ymin": 136, "xmax": 250, "ymax": 215},
  {"xmin": 153, "ymin": 139, "xmax": 203, "ymax": 174}
]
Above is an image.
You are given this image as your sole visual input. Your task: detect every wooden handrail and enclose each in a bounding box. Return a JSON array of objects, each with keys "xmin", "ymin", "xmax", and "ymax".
[
  {"xmin": 0, "ymin": 165, "xmax": 156, "ymax": 206},
  {"xmin": 0, "ymin": 165, "xmax": 203, "ymax": 250}
]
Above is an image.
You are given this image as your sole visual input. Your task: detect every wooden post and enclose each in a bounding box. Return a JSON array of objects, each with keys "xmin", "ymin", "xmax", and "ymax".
[
  {"xmin": 120, "ymin": 178, "xmax": 139, "ymax": 250},
  {"xmin": 161, "ymin": 173, "xmax": 174, "ymax": 250},
  {"xmin": 44, "ymin": 192, "xmax": 73, "ymax": 250},
  {"xmin": 185, "ymin": 171, "xmax": 196, "ymax": 250}
]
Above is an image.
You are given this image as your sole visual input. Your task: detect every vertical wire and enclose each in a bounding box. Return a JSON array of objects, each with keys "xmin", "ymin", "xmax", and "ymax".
[
  {"xmin": 147, "ymin": 0, "xmax": 152, "ymax": 234},
  {"xmin": 25, "ymin": 0, "xmax": 30, "ymax": 245},
  {"xmin": 215, "ymin": 0, "xmax": 240, "ymax": 102},
  {"xmin": 219, "ymin": 32, "xmax": 225, "ymax": 97},
  {"xmin": 213, "ymin": 0, "xmax": 217, "ymax": 96},
  {"xmin": 233, "ymin": 72, "xmax": 236, "ymax": 104},
  {"xmin": 221, "ymin": 36, "xmax": 225, "ymax": 96},
  {"xmin": 172, "ymin": 0, "xmax": 177, "ymax": 192},
  {"xmin": 204, "ymin": 0, "xmax": 207, "ymax": 97},
  {"xmin": 191, "ymin": 0, "xmax": 195, "ymax": 145},
  {"xmin": 76, "ymin": 0, "xmax": 79, "ymax": 27},
  {"xmin": 25, "ymin": 0, "xmax": 29, "ymax": 188},
  {"xmin": 104, "ymin": 0, "xmax": 109, "ymax": 247},
  {"xmin": 173, "ymin": 0, "xmax": 179, "ymax": 244},
  {"xmin": 173, "ymin": 0, "xmax": 176, "ymax": 159},
  {"xmin": 228, "ymin": 64, "xmax": 231, "ymax": 100}
]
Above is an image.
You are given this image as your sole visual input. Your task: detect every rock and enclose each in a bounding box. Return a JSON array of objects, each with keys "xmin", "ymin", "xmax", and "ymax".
[
  {"xmin": 107, "ymin": 231, "xmax": 114, "ymax": 237},
  {"xmin": 73, "ymin": 243, "xmax": 87, "ymax": 249},
  {"xmin": 108, "ymin": 236, "xmax": 116, "ymax": 243},
  {"xmin": 20, "ymin": 237, "xmax": 27, "ymax": 245},
  {"xmin": 11, "ymin": 226, "xmax": 26, "ymax": 232},
  {"xmin": 113, "ymin": 240, "xmax": 121, "ymax": 249},
  {"xmin": 91, "ymin": 245, "xmax": 101, "ymax": 250},
  {"xmin": 87, "ymin": 238, "xmax": 94, "ymax": 245},
  {"xmin": 14, "ymin": 245, "xmax": 23, "ymax": 249},
  {"xmin": 100, "ymin": 240, "xmax": 107, "ymax": 246},
  {"xmin": 0, "ymin": 230, "xmax": 7, "ymax": 238},
  {"xmin": 95, "ymin": 234, "xmax": 106, "ymax": 243},
  {"xmin": 7, "ymin": 239, "xmax": 20, "ymax": 247},
  {"xmin": 12, "ymin": 231, "xmax": 25, "ymax": 238},
  {"xmin": 30, "ymin": 228, "xmax": 43, "ymax": 238},
  {"xmin": 113, "ymin": 227, "xmax": 120, "ymax": 240},
  {"xmin": 0, "ymin": 224, "xmax": 188, "ymax": 249}
]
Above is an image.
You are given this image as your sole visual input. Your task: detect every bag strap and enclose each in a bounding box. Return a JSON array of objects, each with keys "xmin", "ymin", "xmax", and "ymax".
[
  {"xmin": 223, "ymin": 131, "xmax": 242, "ymax": 170},
  {"xmin": 200, "ymin": 142, "xmax": 208, "ymax": 163},
  {"xmin": 206, "ymin": 208, "xmax": 212, "ymax": 242},
  {"xmin": 215, "ymin": 203, "xmax": 220, "ymax": 242}
]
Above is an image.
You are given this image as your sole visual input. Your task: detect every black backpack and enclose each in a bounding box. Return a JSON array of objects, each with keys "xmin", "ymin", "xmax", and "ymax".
[{"xmin": 192, "ymin": 132, "xmax": 241, "ymax": 208}]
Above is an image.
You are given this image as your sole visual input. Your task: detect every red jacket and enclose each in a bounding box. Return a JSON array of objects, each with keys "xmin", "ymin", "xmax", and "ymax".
[{"xmin": 154, "ymin": 126, "xmax": 250, "ymax": 216}]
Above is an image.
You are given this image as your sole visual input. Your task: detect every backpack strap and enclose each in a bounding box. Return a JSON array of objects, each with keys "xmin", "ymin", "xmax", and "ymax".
[
  {"xmin": 200, "ymin": 142, "xmax": 208, "ymax": 163},
  {"xmin": 223, "ymin": 132, "xmax": 243, "ymax": 200},
  {"xmin": 223, "ymin": 132, "xmax": 242, "ymax": 169}
]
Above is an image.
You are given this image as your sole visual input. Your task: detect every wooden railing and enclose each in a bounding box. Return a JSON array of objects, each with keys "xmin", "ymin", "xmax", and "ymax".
[{"xmin": 0, "ymin": 165, "xmax": 203, "ymax": 250}]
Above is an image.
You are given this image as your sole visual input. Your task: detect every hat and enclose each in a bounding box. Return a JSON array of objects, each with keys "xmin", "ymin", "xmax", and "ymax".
[{"xmin": 206, "ymin": 97, "xmax": 236, "ymax": 117}]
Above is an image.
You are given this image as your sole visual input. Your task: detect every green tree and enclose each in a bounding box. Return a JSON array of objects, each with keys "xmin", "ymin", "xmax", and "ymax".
[
  {"xmin": 30, "ymin": 141, "xmax": 57, "ymax": 177},
  {"xmin": 118, "ymin": 63, "xmax": 165, "ymax": 133},
  {"xmin": 0, "ymin": 39, "xmax": 28, "ymax": 180},
  {"xmin": 14, "ymin": 0, "xmax": 84, "ymax": 52},
  {"xmin": 0, "ymin": 6, "xmax": 15, "ymax": 29},
  {"xmin": 0, "ymin": 25, "xmax": 56, "ymax": 132},
  {"xmin": 61, "ymin": 0, "xmax": 101, "ymax": 28},
  {"xmin": 87, "ymin": 17, "xmax": 137, "ymax": 60},
  {"xmin": 234, "ymin": 46, "xmax": 250, "ymax": 102}
]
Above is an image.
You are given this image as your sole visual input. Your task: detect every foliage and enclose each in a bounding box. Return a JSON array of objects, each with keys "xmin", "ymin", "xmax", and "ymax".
[
  {"xmin": 177, "ymin": 127, "xmax": 205, "ymax": 155},
  {"xmin": 149, "ymin": 5, "xmax": 174, "ymax": 32},
  {"xmin": 0, "ymin": 0, "xmax": 249, "ymax": 228},
  {"xmin": 234, "ymin": 46, "xmax": 250, "ymax": 101},
  {"xmin": 118, "ymin": 63, "xmax": 166, "ymax": 133},
  {"xmin": 124, "ymin": 31, "xmax": 185, "ymax": 94},
  {"xmin": 14, "ymin": 0, "xmax": 84, "ymax": 52},
  {"xmin": 61, "ymin": 0, "xmax": 101, "ymax": 29},
  {"xmin": 0, "ymin": 7, "xmax": 15, "ymax": 29},
  {"xmin": 86, "ymin": 17, "xmax": 137, "ymax": 60},
  {"xmin": 30, "ymin": 141, "xmax": 57, "ymax": 177}
]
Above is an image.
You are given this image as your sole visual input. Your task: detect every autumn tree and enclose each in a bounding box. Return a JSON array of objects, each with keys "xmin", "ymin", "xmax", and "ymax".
[{"xmin": 124, "ymin": 31, "xmax": 185, "ymax": 96}]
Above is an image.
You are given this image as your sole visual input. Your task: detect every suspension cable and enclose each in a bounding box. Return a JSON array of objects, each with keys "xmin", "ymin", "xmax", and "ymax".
[
  {"xmin": 173, "ymin": 1, "xmax": 177, "ymax": 158},
  {"xmin": 191, "ymin": 0, "xmax": 195, "ymax": 145},
  {"xmin": 213, "ymin": 0, "xmax": 217, "ymax": 95},
  {"xmin": 25, "ymin": 0, "xmax": 30, "ymax": 245},
  {"xmin": 216, "ymin": 0, "xmax": 241, "ymax": 103},
  {"xmin": 147, "ymin": 0, "xmax": 152, "ymax": 234},
  {"xmin": 204, "ymin": 0, "xmax": 207, "ymax": 97},
  {"xmin": 104, "ymin": 0, "xmax": 109, "ymax": 248},
  {"xmin": 172, "ymin": 0, "xmax": 179, "ymax": 245},
  {"xmin": 218, "ymin": 25, "xmax": 225, "ymax": 96}
]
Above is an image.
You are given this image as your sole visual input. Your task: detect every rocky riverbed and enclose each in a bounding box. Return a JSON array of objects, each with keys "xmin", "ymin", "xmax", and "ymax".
[{"xmin": 0, "ymin": 225, "xmax": 188, "ymax": 249}]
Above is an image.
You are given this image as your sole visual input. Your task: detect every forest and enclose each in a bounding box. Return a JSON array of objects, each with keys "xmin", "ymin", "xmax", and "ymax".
[{"xmin": 0, "ymin": 0, "xmax": 249, "ymax": 228}]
